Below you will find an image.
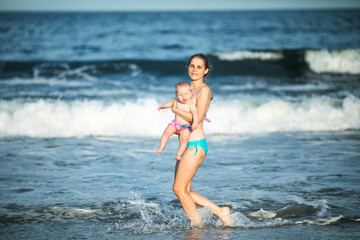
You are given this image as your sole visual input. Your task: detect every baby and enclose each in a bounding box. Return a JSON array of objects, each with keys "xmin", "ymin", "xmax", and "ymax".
[{"xmin": 156, "ymin": 82, "xmax": 198, "ymax": 160}]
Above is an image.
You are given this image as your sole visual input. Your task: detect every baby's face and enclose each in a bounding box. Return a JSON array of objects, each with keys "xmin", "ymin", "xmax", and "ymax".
[{"xmin": 176, "ymin": 86, "xmax": 191, "ymax": 104}]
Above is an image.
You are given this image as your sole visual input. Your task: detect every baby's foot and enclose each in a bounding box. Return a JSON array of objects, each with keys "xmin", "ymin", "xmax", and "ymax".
[
  {"xmin": 219, "ymin": 207, "xmax": 233, "ymax": 226},
  {"xmin": 175, "ymin": 154, "xmax": 182, "ymax": 160},
  {"xmin": 156, "ymin": 147, "xmax": 163, "ymax": 154}
]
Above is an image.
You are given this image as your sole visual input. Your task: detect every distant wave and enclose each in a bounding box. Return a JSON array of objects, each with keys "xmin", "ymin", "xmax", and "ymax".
[
  {"xmin": 212, "ymin": 48, "xmax": 360, "ymax": 75},
  {"xmin": 212, "ymin": 51, "xmax": 282, "ymax": 61},
  {"xmin": 1, "ymin": 49, "xmax": 359, "ymax": 79},
  {"xmin": 0, "ymin": 61, "xmax": 144, "ymax": 80},
  {"xmin": 305, "ymin": 49, "xmax": 360, "ymax": 74},
  {"xmin": 1, "ymin": 96, "xmax": 359, "ymax": 138}
]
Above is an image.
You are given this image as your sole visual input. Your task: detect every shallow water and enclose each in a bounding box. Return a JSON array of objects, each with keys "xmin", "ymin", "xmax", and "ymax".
[{"xmin": 1, "ymin": 132, "xmax": 359, "ymax": 239}]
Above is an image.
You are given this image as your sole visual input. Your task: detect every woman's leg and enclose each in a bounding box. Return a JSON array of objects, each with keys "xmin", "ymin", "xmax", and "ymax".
[
  {"xmin": 156, "ymin": 125, "xmax": 176, "ymax": 154},
  {"xmin": 174, "ymin": 147, "xmax": 232, "ymax": 225},
  {"xmin": 173, "ymin": 147, "xmax": 205, "ymax": 225}
]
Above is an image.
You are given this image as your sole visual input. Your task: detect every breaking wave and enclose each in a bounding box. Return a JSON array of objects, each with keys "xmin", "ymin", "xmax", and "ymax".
[
  {"xmin": 0, "ymin": 96, "xmax": 359, "ymax": 138},
  {"xmin": 212, "ymin": 48, "xmax": 360, "ymax": 75},
  {"xmin": 305, "ymin": 49, "xmax": 360, "ymax": 74}
]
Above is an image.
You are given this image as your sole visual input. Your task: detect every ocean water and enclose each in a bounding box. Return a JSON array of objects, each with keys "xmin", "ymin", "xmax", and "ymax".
[{"xmin": 1, "ymin": 10, "xmax": 360, "ymax": 239}]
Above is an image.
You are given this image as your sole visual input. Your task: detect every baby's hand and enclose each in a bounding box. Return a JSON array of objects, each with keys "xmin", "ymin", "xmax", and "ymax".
[
  {"xmin": 158, "ymin": 105, "xmax": 165, "ymax": 111},
  {"xmin": 191, "ymin": 122, "xmax": 198, "ymax": 130}
]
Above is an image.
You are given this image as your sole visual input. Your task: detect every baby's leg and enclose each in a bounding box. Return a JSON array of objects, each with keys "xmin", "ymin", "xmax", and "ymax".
[
  {"xmin": 176, "ymin": 130, "xmax": 191, "ymax": 160},
  {"xmin": 156, "ymin": 125, "xmax": 176, "ymax": 154}
]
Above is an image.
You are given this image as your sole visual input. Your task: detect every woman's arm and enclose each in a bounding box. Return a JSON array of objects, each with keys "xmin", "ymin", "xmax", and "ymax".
[
  {"xmin": 190, "ymin": 103, "xmax": 198, "ymax": 130},
  {"xmin": 194, "ymin": 86, "xmax": 211, "ymax": 123},
  {"xmin": 171, "ymin": 98, "xmax": 193, "ymax": 121}
]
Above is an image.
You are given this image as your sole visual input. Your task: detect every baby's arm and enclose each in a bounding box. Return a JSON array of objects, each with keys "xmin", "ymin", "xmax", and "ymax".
[
  {"xmin": 158, "ymin": 101, "xmax": 173, "ymax": 111},
  {"xmin": 190, "ymin": 103, "xmax": 198, "ymax": 130}
]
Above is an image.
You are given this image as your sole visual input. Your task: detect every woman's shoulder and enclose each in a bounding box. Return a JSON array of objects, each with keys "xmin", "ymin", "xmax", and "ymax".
[
  {"xmin": 199, "ymin": 84, "xmax": 211, "ymax": 96},
  {"xmin": 196, "ymin": 84, "xmax": 211, "ymax": 104}
]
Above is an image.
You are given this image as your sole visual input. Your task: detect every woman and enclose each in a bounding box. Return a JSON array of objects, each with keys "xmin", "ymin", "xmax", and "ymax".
[{"xmin": 171, "ymin": 53, "xmax": 232, "ymax": 226}]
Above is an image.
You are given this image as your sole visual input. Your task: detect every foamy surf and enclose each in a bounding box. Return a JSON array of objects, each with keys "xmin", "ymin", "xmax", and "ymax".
[
  {"xmin": 249, "ymin": 208, "xmax": 277, "ymax": 219},
  {"xmin": 295, "ymin": 215, "xmax": 344, "ymax": 226},
  {"xmin": 1, "ymin": 96, "xmax": 359, "ymax": 138},
  {"xmin": 209, "ymin": 96, "xmax": 360, "ymax": 135},
  {"xmin": 305, "ymin": 49, "xmax": 360, "ymax": 74}
]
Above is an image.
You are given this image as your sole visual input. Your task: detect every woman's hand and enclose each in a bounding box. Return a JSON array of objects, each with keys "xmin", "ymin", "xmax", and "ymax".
[
  {"xmin": 171, "ymin": 97, "xmax": 193, "ymax": 122},
  {"xmin": 171, "ymin": 97, "xmax": 177, "ymax": 113}
]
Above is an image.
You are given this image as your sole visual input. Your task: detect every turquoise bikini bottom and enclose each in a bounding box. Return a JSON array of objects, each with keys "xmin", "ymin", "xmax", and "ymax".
[{"xmin": 186, "ymin": 139, "xmax": 208, "ymax": 156}]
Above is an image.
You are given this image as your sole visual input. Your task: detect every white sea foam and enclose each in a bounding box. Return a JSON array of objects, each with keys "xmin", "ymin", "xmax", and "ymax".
[
  {"xmin": 295, "ymin": 215, "xmax": 344, "ymax": 226},
  {"xmin": 0, "ymin": 96, "xmax": 359, "ymax": 138},
  {"xmin": 305, "ymin": 49, "xmax": 360, "ymax": 74},
  {"xmin": 220, "ymin": 82, "xmax": 332, "ymax": 92},
  {"xmin": 213, "ymin": 51, "xmax": 282, "ymax": 61},
  {"xmin": 0, "ymin": 98, "xmax": 165, "ymax": 138},
  {"xmin": 214, "ymin": 49, "xmax": 360, "ymax": 74},
  {"xmin": 116, "ymin": 192, "xmax": 187, "ymax": 235},
  {"xmin": 249, "ymin": 208, "xmax": 277, "ymax": 219},
  {"xmin": 224, "ymin": 211, "xmax": 254, "ymax": 228},
  {"xmin": 208, "ymin": 96, "xmax": 360, "ymax": 135},
  {"xmin": 311, "ymin": 199, "xmax": 330, "ymax": 217}
]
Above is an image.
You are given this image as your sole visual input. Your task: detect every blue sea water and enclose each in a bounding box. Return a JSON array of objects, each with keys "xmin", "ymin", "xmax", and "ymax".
[{"xmin": 0, "ymin": 10, "xmax": 360, "ymax": 239}]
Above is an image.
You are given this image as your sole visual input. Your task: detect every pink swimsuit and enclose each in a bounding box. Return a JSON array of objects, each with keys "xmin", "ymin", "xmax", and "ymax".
[{"xmin": 169, "ymin": 120, "xmax": 192, "ymax": 132}]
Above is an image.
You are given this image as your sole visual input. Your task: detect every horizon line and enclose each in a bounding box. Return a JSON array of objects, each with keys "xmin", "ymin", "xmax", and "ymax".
[{"xmin": 1, "ymin": 7, "xmax": 359, "ymax": 13}]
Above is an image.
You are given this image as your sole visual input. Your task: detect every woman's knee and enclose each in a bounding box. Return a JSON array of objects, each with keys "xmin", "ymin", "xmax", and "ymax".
[
  {"xmin": 172, "ymin": 183, "xmax": 180, "ymax": 196},
  {"xmin": 172, "ymin": 183, "xmax": 186, "ymax": 198}
]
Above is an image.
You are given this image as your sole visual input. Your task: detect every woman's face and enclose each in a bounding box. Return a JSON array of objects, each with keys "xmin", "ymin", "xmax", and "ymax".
[{"xmin": 188, "ymin": 57, "xmax": 209, "ymax": 81}]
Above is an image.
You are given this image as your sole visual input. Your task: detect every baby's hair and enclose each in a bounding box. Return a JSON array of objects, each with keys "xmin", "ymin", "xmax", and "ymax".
[{"xmin": 175, "ymin": 81, "xmax": 190, "ymax": 94}]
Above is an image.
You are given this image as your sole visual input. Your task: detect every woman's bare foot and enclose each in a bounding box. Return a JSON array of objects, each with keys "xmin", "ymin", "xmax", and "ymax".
[
  {"xmin": 219, "ymin": 207, "xmax": 233, "ymax": 226},
  {"xmin": 190, "ymin": 220, "xmax": 204, "ymax": 228},
  {"xmin": 187, "ymin": 209, "xmax": 204, "ymax": 227}
]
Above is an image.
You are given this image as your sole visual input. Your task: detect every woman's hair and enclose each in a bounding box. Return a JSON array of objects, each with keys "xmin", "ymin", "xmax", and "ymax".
[{"xmin": 187, "ymin": 53, "xmax": 211, "ymax": 77}]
